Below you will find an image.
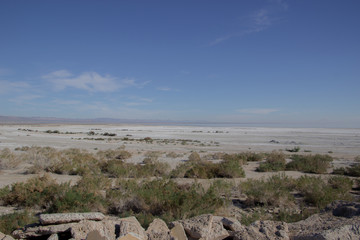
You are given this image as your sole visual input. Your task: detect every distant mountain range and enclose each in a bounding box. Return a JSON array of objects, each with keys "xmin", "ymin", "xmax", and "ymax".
[{"xmin": 0, "ymin": 115, "xmax": 209, "ymax": 125}]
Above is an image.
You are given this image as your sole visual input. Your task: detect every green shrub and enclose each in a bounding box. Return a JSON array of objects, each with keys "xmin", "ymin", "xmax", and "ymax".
[
  {"xmin": 188, "ymin": 152, "xmax": 201, "ymax": 162},
  {"xmin": 257, "ymin": 151, "xmax": 286, "ymax": 172},
  {"xmin": 216, "ymin": 158, "xmax": 245, "ymax": 178},
  {"xmin": 0, "ymin": 211, "xmax": 37, "ymax": 235},
  {"xmin": 171, "ymin": 158, "xmax": 245, "ymax": 179},
  {"xmin": 333, "ymin": 163, "xmax": 360, "ymax": 177},
  {"xmin": 48, "ymin": 148, "xmax": 101, "ymax": 175},
  {"xmin": 286, "ymin": 154, "xmax": 333, "ymax": 174},
  {"xmin": 0, "ymin": 174, "xmax": 107, "ymax": 213},
  {"xmin": 296, "ymin": 176, "xmax": 353, "ymax": 209},
  {"xmin": 241, "ymin": 174, "xmax": 295, "ymax": 207},
  {"xmin": 108, "ymin": 179, "xmax": 226, "ymax": 227}
]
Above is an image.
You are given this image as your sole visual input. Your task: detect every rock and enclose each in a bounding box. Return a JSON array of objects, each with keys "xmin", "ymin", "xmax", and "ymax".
[
  {"xmin": 232, "ymin": 221, "xmax": 289, "ymax": 240},
  {"xmin": 213, "ymin": 216, "xmax": 242, "ymax": 232},
  {"xmin": 170, "ymin": 222, "xmax": 187, "ymax": 240},
  {"xmin": 174, "ymin": 214, "xmax": 229, "ymax": 240},
  {"xmin": 47, "ymin": 234, "xmax": 59, "ymax": 240},
  {"xmin": 0, "ymin": 233, "xmax": 5, "ymax": 239},
  {"xmin": 40, "ymin": 212, "xmax": 105, "ymax": 225},
  {"xmin": 2, "ymin": 236, "xmax": 15, "ymax": 240},
  {"xmin": 117, "ymin": 233, "xmax": 144, "ymax": 240},
  {"xmin": 70, "ymin": 219, "xmax": 116, "ymax": 240},
  {"xmin": 86, "ymin": 230, "xmax": 108, "ymax": 240},
  {"xmin": 146, "ymin": 218, "xmax": 171, "ymax": 240},
  {"xmin": 293, "ymin": 224, "xmax": 360, "ymax": 240},
  {"xmin": 329, "ymin": 201, "xmax": 360, "ymax": 218},
  {"xmin": 12, "ymin": 223, "xmax": 75, "ymax": 239},
  {"xmin": 118, "ymin": 216, "xmax": 147, "ymax": 240}
]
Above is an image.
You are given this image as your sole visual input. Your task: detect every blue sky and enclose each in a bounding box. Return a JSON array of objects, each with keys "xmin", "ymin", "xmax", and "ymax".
[{"xmin": 0, "ymin": 0, "xmax": 359, "ymax": 127}]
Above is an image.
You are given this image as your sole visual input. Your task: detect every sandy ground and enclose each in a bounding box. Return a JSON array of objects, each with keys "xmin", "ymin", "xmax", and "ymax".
[{"xmin": 0, "ymin": 124, "xmax": 359, "ymax": 188}]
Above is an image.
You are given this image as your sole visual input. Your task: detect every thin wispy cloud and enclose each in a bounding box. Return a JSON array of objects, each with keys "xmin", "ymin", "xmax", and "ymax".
[
  {"xmin": 43, "ymin": 70, "xmax": 148, "ymax": 93},
  {"xmin": 0, "ymin": 80, "xmax": 30, "ymax": 93},
  {"xmin": 157, "ymin": 87, "xmax": 172, "ymax": 91},
  {"xmin": 0, "ymin": 68, "xmax": 12, "ymax": 76},
  {"xmin": 208, "ymin": 1, "xmax": 288, "ymax": 46},
  {"xmin": 9, "ymin": 94, "xmax": 42, "ymax": 104},
  {"xmin": 237, "ymin": 108, "xmax": 280, "ymax": 114}
]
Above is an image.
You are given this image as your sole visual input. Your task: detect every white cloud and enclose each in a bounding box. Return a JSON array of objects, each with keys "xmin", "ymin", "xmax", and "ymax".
[
  {"xmin": 43, "ymin": 70, "xmax": 147, "ymax": 93},
  {"xmin": 157, "ymin": 87, "xmax": 172, "ymax": 91},
  {"xmin": 0, "ymin": 80, "xmax": 30, "ymax": 93},
  {"xmin": 237, "ymin": 108, "xmax": 280, "ymax": 114}
]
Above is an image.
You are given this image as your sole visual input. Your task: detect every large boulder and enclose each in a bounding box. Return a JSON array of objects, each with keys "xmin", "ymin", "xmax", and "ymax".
[
  {"xmin": 70, "ymin": 220, "xmax": 116, "ymax": 240},
  {"xmin": 40, "ymin": 212, "xmax": 105, "ymax": 225},
  {"xmin": 231, "ymin": 221, "xmax": 289, "ymax": 240},
  {"xmin": 173, "ymin": 214, "xmax": 229, "ymax": 240},
  {"xmin": 170, "ymin": 223, "xmax": 187, "ymax": 240},
  {"xmin": 118, "ymin": 216, "xmax": 147, "ymax": 240},
  {"xmin": 146, "ymin": 218, "xmax": 171, "ymax": 240}
]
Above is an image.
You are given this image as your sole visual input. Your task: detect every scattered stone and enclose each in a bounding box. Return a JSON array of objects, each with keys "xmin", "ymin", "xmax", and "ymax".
[
  {"xmin": 146, "ymin": 218, "xmax": 171, "ymax": 240},
  {"xmin": 118, "ymin": 216, "xmax": 147, "ymax": 240},
  {"xmin": 40, "ymin": 212, "xmax": 105, "ymax": 225},
  {"xmin": 47, "ymin": 233, "xmax": 59, "ymax": 240},
  {"xmin": 293, "ymin": 224, "xmax": 360, "ymax": 240},
  {"xmin": 170, "ymin": 222, "xmax": 187, "ymax": 240},
  {"xmin": 70, "ymin": 219, "xmax": 116, "ymax": 240},
  {"xmin": 231, "ymin": 221, "xmax": 289, "ymax": 240},
  {"xmin": 12, "ymin": 223, "xmax": 75, "ymax": 239}
]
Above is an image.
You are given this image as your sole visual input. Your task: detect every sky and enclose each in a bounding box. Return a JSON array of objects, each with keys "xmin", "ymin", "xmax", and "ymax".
[{"xmin": 0, "ymin": 0, "xmax": 360, "ymax": 127}]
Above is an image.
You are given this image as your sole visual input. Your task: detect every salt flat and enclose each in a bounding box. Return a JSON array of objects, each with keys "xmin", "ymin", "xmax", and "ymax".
[
  {"xmin": 0, "ymin": 124, "xmax": 359, "ymax": 159},
  {"xmin": 0, "ymin": 124, "xmax": 359, "ymax": 187}
]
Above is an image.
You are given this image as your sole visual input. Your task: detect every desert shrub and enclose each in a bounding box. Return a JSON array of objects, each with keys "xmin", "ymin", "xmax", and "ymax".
[
  {"xmin": 0, "ymin": 211, "xmax": 37, "ymax": 235},
  {"xmin": 108, "ymin": 179, "xmax": 225, "ymax": 226},
  {"xmin": 48, "ymin": 148, "xmax": 101, "ymax": 175},
  {"xmin": 166, "ymin": 152, "xmax": 182, "ymax": 158},
  {"xmin": 286, "ymin": 154, "xmax": 333, "ymax": 174},
  {"xmin": 286, "ymin": 146, "xmax": 300, "ymax": 152},
  {"xmin": 0, "ymin": 148, "xmax": 22, "ymax": 169},
  {"xmin": 171, "ymin": 158, "xmax": 245, "ymax": 179},
  {"xmin": 333, "ymin": 163, "xmax": 360, "ymax": 177},
  {"xmin": 144, "ymin": 151, "xmax": 162, "ymax": 161},
  {"xmin": 1, "ymin": 174, "xmax": 68, "ymax": 209},
  {"xmin": 102, "ymin": 159, "xmax": 169, "ymax": 178},
  {"xmin": 96, "ymin": 148, "xmax": 131, "ymax": 161},
  {"xmin": 295, "ymin": 176, "xmax": 353, "ymax": 209},
  {"xmin": 0, "ymin": 174, "xmax": 107, "ymax": 213},
  {"xmin": 216, "ymin": 158, "xmax": 245, "ymax": 178},
  {"xmin": 188, "ymin": 152, "xmax": 201, "ymax": 162},
  {"xmin": 257, "ymin": 151, "xmax": 286, "ymax": 172},
  {"xmin": 241, "ymin": 174, "xmax": 295, "ymax": 207},
  {"xmin": 242, "ymin": 152, "xmax": 264, "ymax": 162}
]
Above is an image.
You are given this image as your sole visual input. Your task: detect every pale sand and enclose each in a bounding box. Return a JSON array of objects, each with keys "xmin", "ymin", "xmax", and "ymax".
[{"xmin": 0, "ymin": 124, "xmax": 359, "ymax": 187}]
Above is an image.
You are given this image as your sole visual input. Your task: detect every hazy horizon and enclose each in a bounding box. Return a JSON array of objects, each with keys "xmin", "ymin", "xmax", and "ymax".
[{"xmin": 1, "ymin": 1, "xmax": 359, "ymax": 128}]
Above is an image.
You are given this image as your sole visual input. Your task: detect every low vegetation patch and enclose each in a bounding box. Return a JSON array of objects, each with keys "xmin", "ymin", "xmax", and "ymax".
[
  {"xmin": 171, "ymin": 152, "xmax": 245, "ymax": 179},
  {"xmin": 286, "ymin": 154, "xmax": 333, "ymax": 174},
  {"xmin": 0, "ymin": 211, "xmax": 37, "ymax": 235},
  {"xmin": 257, "ymin": 151, "xmax": 286, "ymax": 172},
  {"xmin": 241, "ymin": 174, "xmax": 295, "ymax": 207},
  {"xmin": 296, "ymin": 175, "xmax": 353, "ymax": 209}
]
